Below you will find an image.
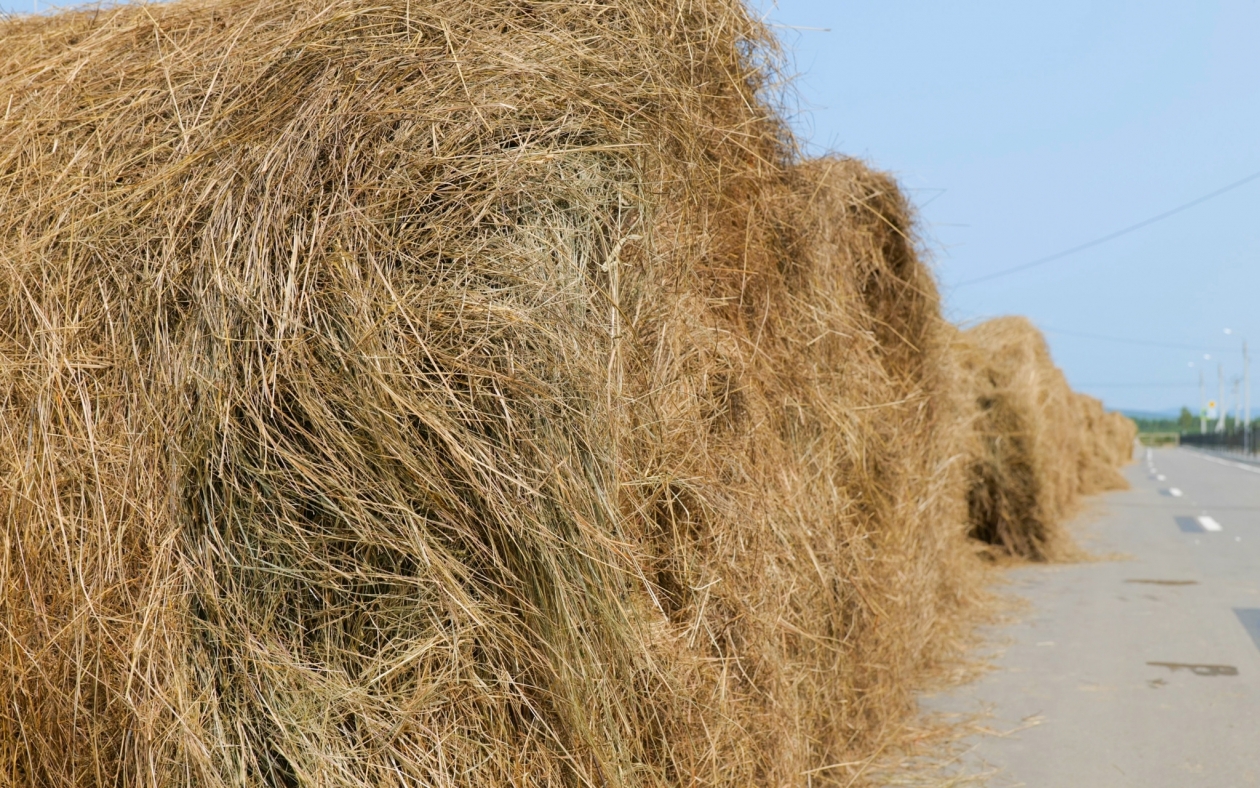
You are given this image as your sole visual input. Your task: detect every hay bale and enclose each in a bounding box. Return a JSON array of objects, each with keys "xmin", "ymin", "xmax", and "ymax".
[
  {"xmin": 957, "ymin": 317, "xmax": 1133, "ymax": 560},
  {"xmin": 0, "ymin": 0, "xmax": 1135, "ymax": 782},
  {"xmin": 1076, "ymin": 395, "xmax": 1138, "ymax": 495},
  {"xmin": 0, "ymin": 1, "xmax": 982, "ymax": 784}
]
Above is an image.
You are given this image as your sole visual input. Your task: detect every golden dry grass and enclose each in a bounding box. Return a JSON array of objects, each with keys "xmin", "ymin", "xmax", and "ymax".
[
  {"xmin": 0, "ymin": 1, "xmax": 1131, "ymax": 785},
  {"xmin": 957, "ymin": 317, "xmax": 1136, "ymax": 560}
]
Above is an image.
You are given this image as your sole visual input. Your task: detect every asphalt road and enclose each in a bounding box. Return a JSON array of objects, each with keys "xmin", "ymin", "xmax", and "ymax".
[{"xmin": 922, "ymin": 446, "xmax": 1260, "ymax": 787}]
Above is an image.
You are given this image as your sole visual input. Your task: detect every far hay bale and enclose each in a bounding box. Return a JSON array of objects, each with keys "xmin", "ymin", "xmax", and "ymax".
[
  {"xmin": 958, "ymin": 317, "xmax": 1134, "ymax": 560},
  {"xmin": 0, "ymin": 1, "xmax": 981, "ymax": 785},
  {"xmin": 1076, "ymin": 395, "xmax": 1139, "ymax": 494}
]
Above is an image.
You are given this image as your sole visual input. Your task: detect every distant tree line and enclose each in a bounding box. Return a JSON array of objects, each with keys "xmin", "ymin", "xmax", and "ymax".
[{"xmin": 1131, "ymin": 407, "xmax": 1259, "ymax": 434}]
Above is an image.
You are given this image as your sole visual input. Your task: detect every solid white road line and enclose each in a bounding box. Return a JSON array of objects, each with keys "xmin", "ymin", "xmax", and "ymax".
[
  {"xmin": 1197, "ymin": 515, "xmax": 1223, "ymax": 532},
  {"xmin": 1185, "ymin": 450, "xmax": 1260, "ymax": 475}
]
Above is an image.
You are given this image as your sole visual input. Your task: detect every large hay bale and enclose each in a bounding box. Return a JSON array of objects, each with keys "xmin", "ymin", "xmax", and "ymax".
[
  {"xmin": 958, "ymin": 317, "xmax": 1134, "ymax": 560},
  {"xmin": 0, "ymin": 1, "xmax": 982, "ymax": 785}
]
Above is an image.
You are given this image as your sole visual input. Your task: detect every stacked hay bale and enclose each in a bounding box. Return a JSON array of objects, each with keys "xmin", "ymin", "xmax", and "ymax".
[
  {"xmin": 0, "ymin": 1, "xmax": 978, "ymax": 785},
  {"xmin": 957, "ymin": 317, "xmax": 1136, "ymax": 560},
  {"xmin": 1078, "ymin": 395, "xmax": 1141, "ymax": 490},
  {"xmin": 0, "ymin": 1, "xmax": 1130, "ymax": 785}
]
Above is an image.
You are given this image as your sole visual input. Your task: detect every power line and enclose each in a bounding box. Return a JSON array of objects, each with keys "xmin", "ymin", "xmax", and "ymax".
[
  {"xmin": 954, "ymin": 168, "xmax": 1260, "ymax": 287},
  {"xmin": 1039, "ymin": 326, "xmax": 1234, "ymax": 353},
  {"xmin": 1075, "ymin": 382, "xmax": 1198, "ymax": 388}
]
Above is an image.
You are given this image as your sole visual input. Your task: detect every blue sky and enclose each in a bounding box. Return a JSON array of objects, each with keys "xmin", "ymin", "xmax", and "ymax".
[
  {"xmin": 753, "ymin": 0, "xmax": 1260, "ymax": 414},
  {"xmin": 4, "ymin": 1, "xmax": 1259, "ymax": 413}
]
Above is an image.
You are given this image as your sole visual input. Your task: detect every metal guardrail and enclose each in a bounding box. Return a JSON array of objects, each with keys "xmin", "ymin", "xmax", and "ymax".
[{"xmin": 1179, "ymin": 431, "xmax": 1256, "ymax": 456}]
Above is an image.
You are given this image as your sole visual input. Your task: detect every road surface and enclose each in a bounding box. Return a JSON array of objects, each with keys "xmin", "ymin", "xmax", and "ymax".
[{"xmin": 922, "ymin": 446, "xmax": 1260, "ymax": 786}]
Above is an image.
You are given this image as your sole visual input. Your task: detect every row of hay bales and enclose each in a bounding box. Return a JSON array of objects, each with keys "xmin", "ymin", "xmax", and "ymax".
[
  {"xmin": 958, "ymin": 317, "xmax": 1137, "ymax": 560},
  {"xmin": 0, "ymin": 0, "xmax": 1133, "ymax": 785}
]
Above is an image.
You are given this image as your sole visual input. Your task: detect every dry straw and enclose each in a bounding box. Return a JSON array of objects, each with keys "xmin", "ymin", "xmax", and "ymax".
[
  {"xmin": 0, "ymin": 1, "xmax": 1130, "ymax": 785},
  {"xmin": 956, "ymin": 317, "xmax": 1136, "ymax": 560}
]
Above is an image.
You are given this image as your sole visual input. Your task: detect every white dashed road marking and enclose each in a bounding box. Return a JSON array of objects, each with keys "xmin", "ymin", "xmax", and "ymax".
[
  {"xmin": 1169, "ymin": 488, "xmax": 1183, "ymax": 497},
  {"xmin": 1197, "ymin": 515, "xmax": 1223, "ymax": 532}
]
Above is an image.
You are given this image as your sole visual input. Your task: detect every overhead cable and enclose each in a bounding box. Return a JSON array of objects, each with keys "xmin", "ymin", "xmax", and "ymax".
[{"xmin": 955, "ymin": 168, "xmax": 1260, "ymax": 287}]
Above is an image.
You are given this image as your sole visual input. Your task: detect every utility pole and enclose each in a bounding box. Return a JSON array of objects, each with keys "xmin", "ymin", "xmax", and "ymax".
[
  {"xmin": 1234, "ymin": 377, "xmax": 1242, "ymax": 434},
  {"xmin": 1217, "ymin": 363, "xmax": 1227, "ymax": 434},
  {"xmin": 1200, "ymin": 368, "xmax": 1206, "ymax": 434},
  {"xmin": 1246, "ymin": 340, "xmax": 1252, "ymax": 453}
]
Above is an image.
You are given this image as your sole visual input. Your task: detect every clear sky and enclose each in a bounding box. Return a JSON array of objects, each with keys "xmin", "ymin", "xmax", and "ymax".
[
  {"xmin": 752, "ymin": 0, "xmax": 1260, "ymax": 415},
  {"xmin": 4, "ymin": 1, "xmax": 1259, "ymax": 413}
]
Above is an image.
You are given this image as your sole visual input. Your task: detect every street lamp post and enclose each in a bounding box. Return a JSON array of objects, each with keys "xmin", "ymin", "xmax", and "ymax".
[
  {"xmin": 1200, "ymin": 368, "xmax": 1206, "ymax": 434},
  {"xmin": 1231, "ymin": 376, "xmax": 1239, "ymax": 432},
  {"xmin": 1225, "ymin": 329, "xmax": 1251, "ymax": 454},
  {"xmin": 1217, "ymin": 363, "xmax": 1226, "ymax": 434},
  {"xmin": 1245, "ymin": 340, "xmax": 1251, "ymax": 453}
]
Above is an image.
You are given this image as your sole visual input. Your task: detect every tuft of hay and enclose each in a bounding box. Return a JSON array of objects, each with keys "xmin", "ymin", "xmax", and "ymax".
[{"xmin": 957, "ymin": 317, "xmax": 1135, "ymax": 560}]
